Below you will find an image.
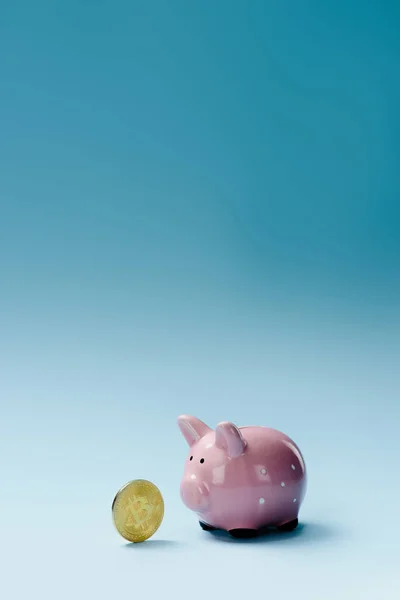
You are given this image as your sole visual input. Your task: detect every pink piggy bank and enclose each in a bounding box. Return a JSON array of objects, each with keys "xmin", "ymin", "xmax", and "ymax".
[{"xmin": 178, "ymin": 415, "xmax": 307, "ymax": 538}]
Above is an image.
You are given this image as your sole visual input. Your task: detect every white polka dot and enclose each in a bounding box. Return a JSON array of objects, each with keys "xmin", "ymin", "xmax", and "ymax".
[
  {"xmin": 293, "ymin": 498, "xmax": 297, "ymax": 503},
  {"xmin": 259, "ymin": 497, "xmax": 265, "ymax": 504},
  {"xmin": 291, "ymin": 464, "xmax": 296, "ymax": 470},
  {"xmin": 281, "ymin": 482, "xmax": 285, "ymax": 487},
  {"xmin": 190, "ymin": 474, "xmax": 196, "ymax": 480},
  {"xmin": 261, "ymin": 468, "xmax": 267, "ymax": 475}
]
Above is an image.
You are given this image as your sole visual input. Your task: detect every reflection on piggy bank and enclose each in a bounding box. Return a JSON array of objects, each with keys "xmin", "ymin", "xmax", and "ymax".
[{"xmin": 178, "ymin": 415, "xmax": 307, "ymax": 538}]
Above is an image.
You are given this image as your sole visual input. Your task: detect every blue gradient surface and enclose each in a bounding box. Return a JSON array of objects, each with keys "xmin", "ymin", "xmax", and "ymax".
[{"xmin": 1, "ymin": 2, "xmax": 399, "ymax": 598}]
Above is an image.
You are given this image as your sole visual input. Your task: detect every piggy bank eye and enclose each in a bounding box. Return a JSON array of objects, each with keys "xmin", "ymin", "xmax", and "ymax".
[
  {"xmin": 200, "ymin": 458, "xmax": 205, "ymax": 464},
  {"xmin": 189, "ymin": 456, "xmax": 193, "ymax": 461}
]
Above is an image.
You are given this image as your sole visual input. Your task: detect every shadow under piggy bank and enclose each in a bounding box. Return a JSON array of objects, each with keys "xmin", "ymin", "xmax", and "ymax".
[{"xmin": 204, "ymin": 522, "xmax": 341, "ymax": 545}]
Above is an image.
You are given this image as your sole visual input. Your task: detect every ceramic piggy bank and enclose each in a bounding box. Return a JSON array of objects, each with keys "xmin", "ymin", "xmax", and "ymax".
[{"xmin": 178, "ymin": 415, "xmax": 307, "ymax": 538}]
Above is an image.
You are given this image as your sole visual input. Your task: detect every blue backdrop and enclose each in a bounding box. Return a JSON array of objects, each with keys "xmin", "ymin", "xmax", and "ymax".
[{"xmin": 1, "ymin": 1, "xmax": 399, "ymax": 598}]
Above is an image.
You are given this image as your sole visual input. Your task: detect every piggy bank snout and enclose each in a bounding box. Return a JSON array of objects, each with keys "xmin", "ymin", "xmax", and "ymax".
[{"xmin": 180, "ymin": 478, "xmax": 209, "ymax": 511}]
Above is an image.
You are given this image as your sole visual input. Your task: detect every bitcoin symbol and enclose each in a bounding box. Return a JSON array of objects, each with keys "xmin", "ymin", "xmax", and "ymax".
[{"xmin": 125, "ymin": 495, "xmax": 153, "ymax": 529}]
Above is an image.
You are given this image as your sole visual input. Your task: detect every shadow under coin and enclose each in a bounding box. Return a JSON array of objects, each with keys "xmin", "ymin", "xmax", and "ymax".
[
  {"xmin": 205, "ymin": 522, "xmax": 342, "ymax": 545},
  {"xmin": 123, "ymin": 539, "xmax": 184, "ymax": 549}
]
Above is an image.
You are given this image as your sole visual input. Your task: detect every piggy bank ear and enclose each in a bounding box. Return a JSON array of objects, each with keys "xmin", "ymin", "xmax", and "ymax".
[
  {"xmin": 215, "ymin": 421, "xmax": 246, "ymax": 458},
  {"xmin": 177, "ymin": 415, "xmax": 212, "ymax": 447}
]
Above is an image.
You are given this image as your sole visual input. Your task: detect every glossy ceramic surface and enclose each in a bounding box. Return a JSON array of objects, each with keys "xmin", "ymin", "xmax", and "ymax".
[{"xmin": 178, "ymin": 415, "xmax": 307, "ymax": 532}]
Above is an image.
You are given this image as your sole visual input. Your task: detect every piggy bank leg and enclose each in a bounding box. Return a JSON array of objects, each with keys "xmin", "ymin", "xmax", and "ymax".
[
  {"xmin": 228, "ymin": 528, "xmax": 258, "ymax": 539},
  {"xmin": 199, "ymin": 521, "xmax": 218, "ymax": 532},
  {"xmin": 277, "ymin": 518, "xmax": 298, "ymax": 532}
]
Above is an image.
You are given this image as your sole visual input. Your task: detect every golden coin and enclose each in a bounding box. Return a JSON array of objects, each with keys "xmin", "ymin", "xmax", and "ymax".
[{"xmin": 112, "ymin": 479, "xmax": 164, "ymax": 543}]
